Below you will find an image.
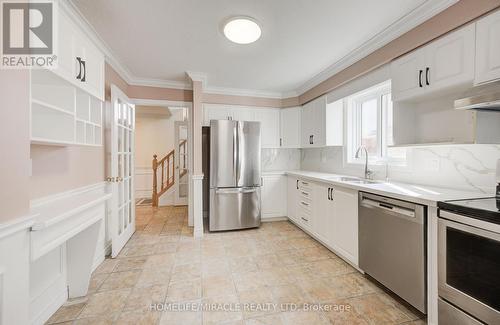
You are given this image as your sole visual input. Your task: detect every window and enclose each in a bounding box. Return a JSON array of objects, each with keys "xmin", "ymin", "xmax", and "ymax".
[{"xmin": 347, "ymin": 80, "xmax": 402, "ymax": 164}]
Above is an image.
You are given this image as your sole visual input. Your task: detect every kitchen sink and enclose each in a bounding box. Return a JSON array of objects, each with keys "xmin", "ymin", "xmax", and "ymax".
[
  {"xmin": 346, "ymin": 179, "xmax": 383, "ymax": 184},
  {"xmin": 327, "ymin": 176, "xmax": 383, "ymax": 184}
]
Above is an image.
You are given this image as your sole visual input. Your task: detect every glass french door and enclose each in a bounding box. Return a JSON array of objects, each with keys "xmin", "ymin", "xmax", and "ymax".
[
  {"xmin": 174, "ymin": 121, "xmax": 188, "ymax": 206},
  {"xmin": 110, "ymin": 85, "xmax": 135, "ymax": 258}
]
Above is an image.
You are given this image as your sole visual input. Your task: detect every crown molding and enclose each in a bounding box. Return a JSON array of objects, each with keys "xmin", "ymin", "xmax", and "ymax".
[
  {"xmin": 65, "ymin": 0, "xmax": 192, "ymax": 90},
  {"xmin": 186, "ymin": 71, "xmax": 208, "ymax": 85},
  {"xmin": 128, "ymin": 77, "xmax": 191, "ymax": 90},
  {"xmin": 65, "ymin": 0, "xmax": 457, "ymax": 100},
  {"xmin": 204, "ymin": 85, "xmax": 291, "ymax": 99},
  {"xmin": 295, "ymin": 0, "xmax": 459, "ymax": 95}
]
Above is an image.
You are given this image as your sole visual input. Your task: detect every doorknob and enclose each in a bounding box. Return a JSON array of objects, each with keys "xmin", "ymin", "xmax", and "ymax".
[{"xmin": 106, "ymin": 177, "xmax": 115, "ymax": 182}]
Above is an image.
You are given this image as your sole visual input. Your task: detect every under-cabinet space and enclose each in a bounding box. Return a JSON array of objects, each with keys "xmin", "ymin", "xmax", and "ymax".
[
  {"xmin": 392, "ymin": 94, "xmax": 500, "ymax": 146},
  {"xmin": 31, "ymin": 70, "xmax": 103, "ymax": 147},
  {"xmin": 31, "ymin": 70, "xmax": 75, "ymax": 114},
  {"xmin": 31, "ymin": 102, "xmax": 75, "ymax": 144}
]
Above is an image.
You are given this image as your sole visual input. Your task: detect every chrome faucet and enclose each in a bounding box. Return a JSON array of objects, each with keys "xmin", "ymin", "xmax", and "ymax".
[{"xmin": 355, "ymin": 146, "xmax": 373, "ymax": 179}]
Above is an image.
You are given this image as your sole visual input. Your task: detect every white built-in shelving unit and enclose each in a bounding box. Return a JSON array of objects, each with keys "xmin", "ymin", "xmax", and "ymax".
[{"xmin": 30, "ymin": 69, "xmax": 103, "ymax": 147}]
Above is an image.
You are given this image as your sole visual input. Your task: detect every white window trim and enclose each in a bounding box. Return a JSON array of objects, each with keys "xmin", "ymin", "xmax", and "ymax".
[{"xmin": 343, "ymin": 80, "xmax": 410, "ymax": 171}]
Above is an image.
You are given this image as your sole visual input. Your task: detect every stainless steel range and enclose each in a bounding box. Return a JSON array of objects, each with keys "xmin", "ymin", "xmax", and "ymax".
[{"xmin": 437, "ymin": 162, "xmax": 500, "ymax": 324}]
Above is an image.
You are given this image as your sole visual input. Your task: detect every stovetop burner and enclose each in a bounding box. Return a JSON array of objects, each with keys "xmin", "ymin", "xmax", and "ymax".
[{"xmin": 438, "ymin": 197, "xmax": 500, "ymax": 225}]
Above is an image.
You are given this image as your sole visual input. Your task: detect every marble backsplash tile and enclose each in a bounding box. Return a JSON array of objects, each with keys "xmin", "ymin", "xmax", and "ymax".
[
  {"xmin": 300, "ymin": 145, "xmax": 500, "ymax": 194},
  {"xmin": 262, "ymin": 148, "xmax": 301, "ymax": 171}
]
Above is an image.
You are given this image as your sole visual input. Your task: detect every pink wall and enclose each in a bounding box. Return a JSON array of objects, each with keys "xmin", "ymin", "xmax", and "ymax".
[
  {"xmin": 0, "ymin": 70, "xmax": 31, "ymax": 221},
  {"xmin": 30, "ymin": 145, "xmax": 105, "ymax": 199}
]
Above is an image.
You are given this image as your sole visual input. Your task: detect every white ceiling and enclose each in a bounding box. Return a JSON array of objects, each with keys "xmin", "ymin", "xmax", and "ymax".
[{"xmin": 71, "ymin": 0, "xmax": 453, "ymax": 97}]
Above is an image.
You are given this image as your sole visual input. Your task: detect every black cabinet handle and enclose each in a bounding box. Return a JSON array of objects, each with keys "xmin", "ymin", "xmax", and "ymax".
[
  {"xmin": 280, "ymin": 138, "xmax": 282, "ymax": 147},
  {"xmin": 425, "ymin": 67, "xmax": 430, "ymax": 86},
  {"xmin": 76, "ymin": 57, "xmax": 82, "ymax": 80},
  {"xmin": 311, "ymin": 135, "xmax": 314, "ymax": 144},
  {"xmin": 296, "ymin": 180, "xmax": 299, "ymax": 189},
  {"xmin": 309, "ymin": 135, "xmax": 312, "ymax": 144},
  {"xmin": 330, "ymin": 188, "xmax": 334, "ymax": 200},
  {"xmin": 418, "ymin": 70, "xmax": 423, "ymax": 88},
  {"xmin": 328, "ymin": 188, "xmax": 331, "ymax": 200},
  {"xmin": 81, "ymin": 60, "xmax": 86, "ymax": 82}
]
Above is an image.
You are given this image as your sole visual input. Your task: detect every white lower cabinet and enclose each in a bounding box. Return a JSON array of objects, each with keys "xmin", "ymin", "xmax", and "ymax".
[
  {"xmin": 287, "ymin": 176, "xmax": 359, "ymax": 266},
  {"xmin": 261, "ymin": 174, "xmax": 287, "ymax": 220},
  {"xmin": 0, "ymin": 227, "xmax": 31, "ymax": 325},
  {"xmin": 331, "ymin": 186, "xmax": 359, "ymax": 266},
  {"xmin": 287, "ymin": 177, "xmax": 299, "ymax": 223},
  {"xmin": 313, "ymin": 183, "xmax": 334, "ymax": 246}
]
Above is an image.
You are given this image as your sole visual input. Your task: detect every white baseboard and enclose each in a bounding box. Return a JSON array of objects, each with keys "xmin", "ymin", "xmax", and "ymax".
[
  {"xmin": 30, "ymin": 283, "xmax": 67, "ymax": 325},
  {"xmin": 92, "ymin": 242, "xmax": 111, "ymax": 272},
  {"xmin": 262, "ymin": 216, "xmax": 288, "ymax": 222}
]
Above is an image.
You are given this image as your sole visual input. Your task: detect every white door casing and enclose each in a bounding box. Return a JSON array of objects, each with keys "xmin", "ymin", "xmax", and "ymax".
[
  {"xmin": 110, "ymin": 85, "xmax": 136, "ymax": 258},
  {"xmin": 174, "ymin": 121, "xmax": 189, "ymax": 206}
]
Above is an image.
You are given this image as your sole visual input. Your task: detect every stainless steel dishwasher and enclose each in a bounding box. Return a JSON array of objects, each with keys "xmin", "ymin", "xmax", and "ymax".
[{"xmin": 359, "ymin": 192, "xmax": 427, "ymax": 313}]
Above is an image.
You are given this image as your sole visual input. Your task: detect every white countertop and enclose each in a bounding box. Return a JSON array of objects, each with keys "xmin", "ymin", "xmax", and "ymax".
[{"xmin": 286, "ymin": 170, "xmax": 492, "ymax": 206}]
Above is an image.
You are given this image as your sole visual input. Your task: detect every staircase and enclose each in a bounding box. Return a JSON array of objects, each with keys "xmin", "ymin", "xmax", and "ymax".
[{"xmin": 152, "ymin": 139, "xmax": 187, "ymax": 207}]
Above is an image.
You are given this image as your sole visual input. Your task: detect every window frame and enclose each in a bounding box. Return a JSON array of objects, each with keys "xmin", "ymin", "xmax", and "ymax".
[{"xmin": 345, "ymin": 81, "xmax": 398, "ymax": 165}]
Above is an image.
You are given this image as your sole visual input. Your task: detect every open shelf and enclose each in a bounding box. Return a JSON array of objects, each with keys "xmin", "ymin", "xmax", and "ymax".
[
  {"xmin": 31, "ymin": 102, "xmax": 75, "ymax": 143},
  {"xmin": 31, "ymin": 70, "xmax": 104, "ymax": 147}
]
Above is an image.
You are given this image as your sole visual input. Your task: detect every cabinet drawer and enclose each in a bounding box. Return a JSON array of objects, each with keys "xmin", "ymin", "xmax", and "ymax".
[
  {"xmin": 298, "ymin": 206, "xmax": 312, "ymax": 228},
  {"xmin": 298, "ymin": 180, "xmax": 312, "ymax": 191},
  {"xmin": 299, "ymin": 189, "xmax": 312, "ymax": 201},
  {"xmin": 298, "ymin": 200, "xmax": 312, "ymax": 215}
]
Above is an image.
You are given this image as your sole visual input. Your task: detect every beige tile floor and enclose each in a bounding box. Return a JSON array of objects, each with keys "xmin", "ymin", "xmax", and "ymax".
[{"xmin": 47, "ymin": 205, "xmax": 426, "ymax": 325}]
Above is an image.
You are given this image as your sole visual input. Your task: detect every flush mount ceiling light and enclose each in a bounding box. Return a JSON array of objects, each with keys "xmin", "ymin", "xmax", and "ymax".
[{"xmin": 223, "ymin": 17, "xmax": 262, "ymax": 44}]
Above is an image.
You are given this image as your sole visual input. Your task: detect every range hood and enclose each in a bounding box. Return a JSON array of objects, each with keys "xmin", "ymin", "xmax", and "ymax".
[{"xmin": 455, "ymin": 81, "xmax": 500, "ymax": 110}]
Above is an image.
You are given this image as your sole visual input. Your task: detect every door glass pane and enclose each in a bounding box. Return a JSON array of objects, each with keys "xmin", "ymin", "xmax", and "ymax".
[
  {"xmin": 129, "ymin": 202, "xmax": 132, "ymax": 223},
  {"xmin": 124, "ymin": 206, "xmax": 129, "ymax": 229},
  {"xmin": 446, "ymin": 227, "xmax": 500, "ymax": 311},
  {"xmin": 118, "ymin": 154, "xmax": 123, "ymax": 178},
  {"xmin": 128, "ymin": 154, "xmax": 132, "ymax": 176},
  {"xmin": 118, "ymin": 209, "xmax": 123, "ymax": 234},
  {"xmin": 124, "ymin": 179, "xmax": 129, "ymax": 205},
  {"xmin": 360, "ymin": 98, "xmax": 378, "ymax": 156},
  {"xmin": 119, "ymin": 180, "xmax": 123, "ymax": 205}
]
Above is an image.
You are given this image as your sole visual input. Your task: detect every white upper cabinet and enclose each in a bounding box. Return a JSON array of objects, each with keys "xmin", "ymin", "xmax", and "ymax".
[
  {"xmin": 203, "ymin": 105, "xmax": 280, "ymax": 148},
  {"xmin": 301, "ymin": 96, "xmax": 326, "ymax": 148},
  {"xmin": 391, "ymin": 24, "xmax": 475, "ymax": 102},
  {"xmin": 232, "ymin": 108, "xmax": 256, "ymax": 122},
  {"xmin": 425, "ymin": 24, "xmax": 475, "ymax": 91},
  {"xmin": 391, "ymin": 50, "xmax": 425, "ymax": 101},
  {"xmin": 301, "ymin": 96, "xmax": 343, "ymax": 148},
  {"xmin": 76, "ymin": 33, "xmax": 105, "ymax": 101},
  {"xmin": 52, "ymin": 9, "xmax": 105, "ymax": 101},
  {"xmin": 475, "ymin": 9, "xmax": 500, "ymax": 85},
  {"xmin": 204, "ymin": 105, "xmax": 232, "ymax": 124},
  {"xmin": 54, "ymin": 12, "xmax": 76, "ymax": 82},
  {"xmin": 255, "ymin": 109, "xmax": 280, "ymax": 148},
  {"xmin": 280, "ymin": 106, "xmax": 301, "ymax": 148}
]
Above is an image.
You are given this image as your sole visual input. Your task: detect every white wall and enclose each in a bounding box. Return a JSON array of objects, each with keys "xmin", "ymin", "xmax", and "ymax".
[
  {"xmin": 135, "ymin": 109, "xmax": 185, "ymax": 168},
  {"xmin": 134, "ymin": 109, "xmax": 185, "ymax": 200}
]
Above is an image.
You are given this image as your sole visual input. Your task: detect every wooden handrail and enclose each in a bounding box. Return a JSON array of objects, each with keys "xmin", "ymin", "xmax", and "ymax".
[
  {"xmin": 152, "ymin": 149, "xmax": 175, "ymax": 207},
  {"xmin": 152, "ymin": 139, "xmax": 188, "ymax": 207}
]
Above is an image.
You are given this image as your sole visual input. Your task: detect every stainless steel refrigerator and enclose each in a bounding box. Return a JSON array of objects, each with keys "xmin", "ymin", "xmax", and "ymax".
[{"xmin": 209, "ymin": 120, "xmax": 261, "ymax": 231}]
